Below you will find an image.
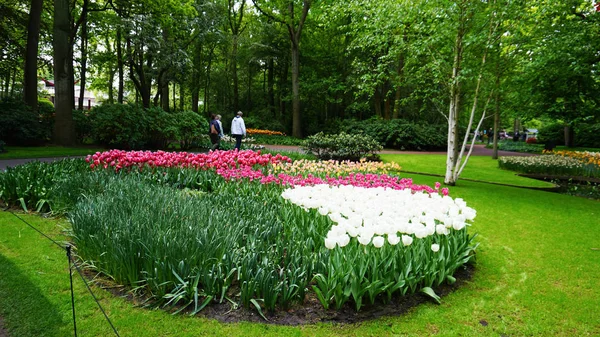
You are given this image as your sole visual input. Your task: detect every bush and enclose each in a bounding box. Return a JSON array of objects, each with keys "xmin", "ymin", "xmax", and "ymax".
[
  {"xmin": 302, "ymin": 132, "xmax": 382, "ymax": 161},
  {"xmin": 146, "ymin": 106, "xmax": 178, "ymax": 149},
  {"xmin": 327, "ymin": 117, "xmax": 447, "ymax": 151},
  {"xmin": 575, "ymin": 123, "xmax": 600, "ymax": 148},
  {"xmin": 89, "ymin": 103, "xmax": 149, "ymax": 149},
  {"xmin": 486, "ymin": 140, "xmax": 543, "ymax": 153},
  {"xmin": 172, "ymin": 110, "xmax": 208, "ymax": 150},
  {"xmin": 0, "ymin": 97, "xmax": 46, "ymax": 145},
  {"xmin": 72, "ymin": 109, "xmax": 93, "ymax": 143},
  {"xmin": 0, "ymin": 140, "xmax": 5, "ymax": 153},
  {"xmin": 38, "ymin": 98, "xmax": 55, "ymax": 140},
  {"xmin": 537, "ymin": 122, "xmax": 565, "ymax": 146}
]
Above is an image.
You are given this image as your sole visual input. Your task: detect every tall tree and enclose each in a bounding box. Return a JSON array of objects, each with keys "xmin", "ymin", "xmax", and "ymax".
[
  {"xmin": 227, "ymin": 0, "xmax": 246, "ymax": 112},
  {"xmin": 24, "ymin": 0, "xmax": 44, "ymax": 111},
  {"xmin": 252, "ymin": 0, "xmax": 312, "ymax": 138},
  {"xmin": 53, "ymin": 0, "xmax": 76, "ymax": 145}
]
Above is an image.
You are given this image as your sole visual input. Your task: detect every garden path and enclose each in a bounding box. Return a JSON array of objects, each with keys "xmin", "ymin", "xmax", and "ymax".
[{"xmin": 261, "ymin": 143, "xmax": 538, "ymax": 157}]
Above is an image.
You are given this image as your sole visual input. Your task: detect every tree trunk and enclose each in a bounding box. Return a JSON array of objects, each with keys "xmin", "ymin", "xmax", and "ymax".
[
  {"xmin": 179, "ymin": 80, "xmax": 184, "ymax": 111},
  {"xmin": 267, "ymin": 57, "xmax": 275, "ymax": 117},
  {"xmin": 279, "ymin": 58, "xmax": 288, "ymax": 118},
  {"xmin": 204, "ymin": 46, "xmax": 215, "ymax": 115},
  {"xmin": 444, "ymin": 5, "xmax": 466, "ymax": 186},
  {"xmin": 78, "ymin": 0, "xmax": 89, "ymax": 110},
  {"xmin": 117, "ymin": 27, "xmax": 124, "ymax": 103},
  {"xmin": 106, "ymin": 34, "xmax": 115, "ymax": 104},
  {"xmin": 564, "ymin": 125, "xmax": 574, "ymax": 147},
  {"xmin": 232, "ymin": 34, "xmax": 239, "ymax": 112},
  {"xmin": 291, "ymin": 41, "xmax": 302, "ymax": 137},
  {"xmin": 247, "ymin": 61, "xmax": 252, "ymax": 110},
  {"xmin": 53, "ymin": 0, "xmax": 76, "ymax": 145},
  {"xmin": 191, "ymin": 41, "xmax": 202, "ymax": 113},
  {"xmin": 373, "ymin": 86, "xmax": 382, "ymax": 117},
  {"xmin": 24, "ymin": 0, "xmax": 43, "ymax": 111}
]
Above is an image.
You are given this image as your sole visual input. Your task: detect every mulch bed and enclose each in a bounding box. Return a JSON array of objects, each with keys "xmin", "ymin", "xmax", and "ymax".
[{"xmin": 89, "ymin": 263, "xmax": 475, "ymax": 325}]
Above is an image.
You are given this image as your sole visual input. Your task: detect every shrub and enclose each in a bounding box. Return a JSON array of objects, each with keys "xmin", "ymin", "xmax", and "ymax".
[
  {"xmin": 38, "ymin": 98, "xmax": 55, "ymax": 140},
  {"xmin": 537, "ymin": 122, "xmax": 565, "ymax": 146},
  {"xmin": 89, "ymin": 103, "xmax": 149, "ymax": 149},
  {"xmin": 575, "ymin": 123, "xmax": 600, "ymax": 148},
  {"xmin": 146, "ymin": 106, "xmax": 178, "ymax": 149},
  {"xmin": 302, "ymin": 132, "xmax": 382, "ymax": 161},
  {"xmin": 487, "ymin": 140, "xmax": 543, "ymax": 153},
  {"xmin": 72, "ymin": 109, "xmax": 93, "ymax": 143},
  {"xmin": 0, "ymin": 97, "xmax": 46, "ymax": 145},
  {"xmin": 0, "ymin": 140, "xmax": 5, "ymax": 153},
  {"xmin": 328, "ymin": 117, "xmax": 447, "ymax": 151},
  {"xmin": 172, "ymin": 110, "xmax": 208, "ymax": 150}
]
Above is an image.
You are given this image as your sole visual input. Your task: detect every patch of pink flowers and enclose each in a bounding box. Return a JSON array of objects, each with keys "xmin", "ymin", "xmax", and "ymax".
[
  {"xmin": 86, "ymin": 149, "xmax": 291, "ymax": 171},
  {"xmin": 86, "ymin": 149, "xmax": 449, "ymax": 195},
  {"xmin": 219, "ymin": 169, "xmax": 449, "ymax": 195}
]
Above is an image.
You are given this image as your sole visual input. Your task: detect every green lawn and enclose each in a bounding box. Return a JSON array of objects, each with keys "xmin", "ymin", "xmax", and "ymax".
[
  {"xmin": 1, "ymin": 155, "xmax": 599, "ymax": 336},
  {"xmin": 0, "ymin": 146, "xmax": 105, "ymax": 159},
  {"xmin": 381, "ymin": 154, "xmax": 555, "ymax": 188}
]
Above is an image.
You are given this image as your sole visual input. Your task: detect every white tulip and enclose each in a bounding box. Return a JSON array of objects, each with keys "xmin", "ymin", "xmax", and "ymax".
[
  {"xmin": 337, "ymin": 234, "xmax": 351, "ymax": 247},
  {"xmin": 357, "ymin": 235, "xmax": 371, "ymax": 246},
  {"xmin": 324, "ymin": 237, "xmax": 337, "ymax": 250},
  {"xmin": 401, "ymin": 235, "xmax": 413, "ymax": 246},
  {"xmin": 387, "ymin": 233, "xmax": 400, "ymax": 245},
  {"xmin": 372, "ymin": 236, "xmax": 385, "ymax": 248},
  {"xmin": 431, "ymin": 244, "xmax": 440, "ymax": 252}
]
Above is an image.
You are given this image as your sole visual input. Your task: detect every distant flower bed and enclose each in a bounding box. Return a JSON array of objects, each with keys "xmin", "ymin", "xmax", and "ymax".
[
  {"xmin": 486, "ymin": 140, "xmax": 543, "ymax": 153},
  {"xmin": 499, "ymin": 151, "xmax": 600, "ymax": 178},
  {"xmin": 247, "ymin": 128, "xmax": 286, "ymax": 136},
  {"xmin": 221, "ymin": 134, "xmax": 257, "ymax": 143}
]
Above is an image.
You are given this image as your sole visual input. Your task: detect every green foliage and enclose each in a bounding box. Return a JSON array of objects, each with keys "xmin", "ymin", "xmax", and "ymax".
[
  {"xmin": 172, "ymin": 110, "xmax": 208, "ymax": 150},
  {"xmin": 329, "ymin": 118, "xmax": 447, "ymax": 151},
  {"xmin": 72, "ymin": 109, "xmax": 93, "ymax": 143},
  {"xmin": 87, "ymin": 104, "xmax": 207, "ymax": 150},
  {"xmin": 37, "ymin": 98, "xmax": 55, "ymax": 140},
  {"xmin": 145, "ymin": 106, "xmax": 179, "ymax": 149},
  {"xmin": 89, "ymin": 103, "xmax": 149, "ymax": 149},
  {"xmin": 574, "ymin": 123, "xmax": 600, "ymax": 148},
  {"xmin": 0, "ymin": 97, "xmax": 46, "ymax": 146},
  {"xmin": 0, "ymin": 159, "xmax": 89, "ymax": 212},
  {"xmin": 251, "ymin": 135, "xmax": 304, "ymax": 146},
  {"xmin": 537, "ymin": 122, "xmax": 565, "ymax": 145},
  {"xmin": 302, "ymin": 132, "xmax": 383, "ymax": 161},
  {"xmin": 486, "ymin": 140, "xmax": 543, "ymax": 153}
]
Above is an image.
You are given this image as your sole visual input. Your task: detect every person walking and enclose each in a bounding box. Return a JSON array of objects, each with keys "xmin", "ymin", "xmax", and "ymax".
[
  {"xmin": 216, "ymin": 114, "xmax": 224, "ymax": 138},
  {"xmin": 209, "ymin": 114, "xmax": 221, "ymax": 150},
  {"xmin": 230, "ymin": 111, "xmax": 246, "ymax": 150}
]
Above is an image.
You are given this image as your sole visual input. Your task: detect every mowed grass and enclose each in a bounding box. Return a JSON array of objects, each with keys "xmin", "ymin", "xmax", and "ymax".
[
  {"xmin": 0, "ymin": 146, "xmax": 105, "ymax": 159},
  {"xmin": 381, "ymin": 154, "xmax": 554, "ymax": 188},
  {"xmin": 1, "ymin": 154, "xmax": 599, "ymax": 336}
]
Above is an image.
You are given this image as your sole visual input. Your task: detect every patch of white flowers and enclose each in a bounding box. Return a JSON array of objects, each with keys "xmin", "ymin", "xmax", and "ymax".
[{"xmin": 281, "ymin": 184, "xmax": 476, "ymax": 250}]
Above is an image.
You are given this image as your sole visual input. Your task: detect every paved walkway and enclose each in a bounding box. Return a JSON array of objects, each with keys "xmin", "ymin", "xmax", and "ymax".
[
  {"xmin": 260, "ymin": 143, "xmax": 536, "ymax": 157},
  {"xmin": 0, "ymin": 144, "xmax": 535, "ymax": 171}
]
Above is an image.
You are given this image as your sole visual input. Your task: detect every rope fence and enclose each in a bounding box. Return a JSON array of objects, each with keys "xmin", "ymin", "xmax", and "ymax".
[{"xmin": 9, "ymin": 211, "xmax": 120, "ymax": 337}]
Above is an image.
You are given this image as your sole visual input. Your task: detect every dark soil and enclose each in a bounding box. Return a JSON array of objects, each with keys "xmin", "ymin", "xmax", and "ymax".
[{"xmin": 88, "ymin": 264, "xmax": 475, "ymax": 325}]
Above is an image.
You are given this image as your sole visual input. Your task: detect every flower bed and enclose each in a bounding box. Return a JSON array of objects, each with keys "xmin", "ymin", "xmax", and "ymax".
[
  {"xmin": 499, "ymin": 151, "xmax": 600, "ymax": 178},
  {"xmin": 4, "ymin": 150, "xmax": 478, "ymax": 316}
]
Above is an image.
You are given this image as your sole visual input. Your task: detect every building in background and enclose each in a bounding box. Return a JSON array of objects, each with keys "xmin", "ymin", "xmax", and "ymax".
[{"xmin": 39, "ymin": 78, "xmax": 98, "ymax": 110}]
